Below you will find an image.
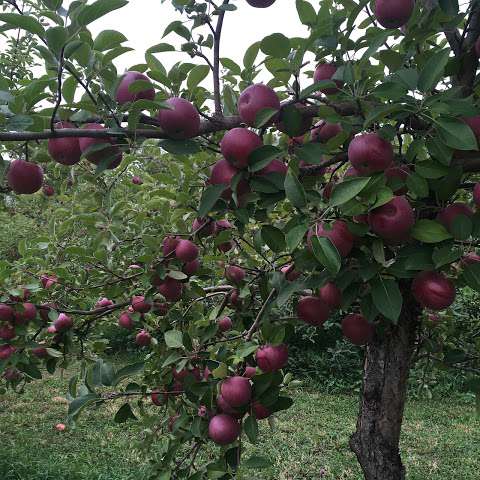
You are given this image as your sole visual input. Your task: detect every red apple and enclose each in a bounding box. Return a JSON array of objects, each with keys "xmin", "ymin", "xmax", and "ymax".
[
  {"xmin": 319, "ymin": 282, "xmax": 342, "ymax": 310},
  {"xmin": 463, "ymin": 116, "xmax": 480, "ymax": 139},
  {"xmin": 252, "ymin": 401, "xmax": 271, "ymax": 420},
  {"xmin": 297, "ymin": 296, "xmax": 330, "ymax": 326},
  {"xmin": 308, "ymin": 220, "xmax": 354, "ymax": 257},
  {"xmin": 31, "ymin": 347, "xmax": 48, "ymax": 358},
  {"xmin": 412, "ymin": 271, "xmax": 456, "ymax": 311},
  {"xmin": 157, "ymin": 277, "xmax": 184, "ymax": 302},
  {"xmin": 225, "ymin": 265, "xmax": 245, "ymax": 284},
  {"xmin": 162, "ymin": 236, "xmax": 180, "ymax": 257},
  {"xmin": 0, "ymin": 323, "xmax": 15, "ymax": 340},
  {"xmin": 375, "ymin": 0, "xmax": 415, "ymax": 29},
  {"xmin": 78, "ymin": 123, "xmax": 122, "ymax": 169},
  {"xmin": 462, "ymin": 252, "xmax": 480, "ymax": 265},
  {"xmin": 281, "ymin": 264, "xmax": 301, "ymax": 281},
  {"xmin": 53, "ymin": 313, "xmax": 73, "ymax": 331},
  {"xmin": 437, "ymin": 202, "xmax": 473, "ymax": 233},
  {"xmin": 0, "ymin": 304, "xmax": 14, "ymax": 322},
  {"xmin": 115, "ymin": 71, "xmax": 155, "ymax": 105},
  {"xmin": 243, "ymin": 366, "xmax": 257, "ymax": 378},
  {"xmin": 153, "ymin": 302, "xmax": 169, "ymax": 316},
  {"xmin": 474, "ymin": 183, "xmax": 480, "ymax": 207},
  {"xmin": 385, "ymin": 164, "xmax": 410, "ymax": 194},
  {"xmin": 118, "ymin": 312, "xmax": 134, "ymax": 329},
  {"xmin": 209, "ymin": 159, "xmax": 241, "ymax": 199},
  {"xmin": 229, "ymin": 289, "xmax": 241, "ymax": 307},
  {"xmin": 183, "ymin": 259, "xmax": 200, "ymax": 276},
  {"xmin": 255, "ymin": 344, "xmax": 288, "ymax": 372},
  {"xmin": 258, "ymin": 159, "xmax": 288, "ymax": 176},
  {"xmin": 208, "ymin": 414, "xmax": 240, "ymax": 445},
  {"xmin": 238, "ymin": 83, "xmax": 280, "ymax": 127},
  {"xmin": 131, "ymin": 295, "xmax": 151, "ymax": 313},
  {"xmin": 135, "ymin": 329, "xmax": 152, "ymax": 346},
  {"xmin": 220, "ymin": 128, "xmax": 263, "ymax": 169},
  {"xmin": 175, "ymin": 239, "xmax": 199, "ymax": 263},
  {"xmin": 151, "ymin": 391, "xmax": 167, "ymax": 406},
  {"xmin": 342, "ymin": 314, "xmax": 375, "ymax": 345},
  {"xmin": 216, "ymin": 394, "xmax": 242, "ymax": 418},
  {"xmin": 314, "ymin": 63, "xmax": 342, "ymax": 94},
  {"xmin": 368, "ymin": 196, "xmax": 415, "ymax": 241},
  {"xmin": 220, "ymin": 376, "xmax": 252, "ymax": 407},
  {"xmin": 311, "ymin": 121, "xmax": 343, "ymax": 143},
  {"xmin": 14, "ymin": 303, "xmax": 37, "ymax": 324},
  {"xmin": 95, "ymin": 297, "xmax": 113, "ymax": 308},
  {"xmin": 193, "ymin": 217, "xmax": 216, "ymax": 236},
  {"xmin": 0, "ymin": 344, "xmax": 16, "ymax": 360},
  {"xmin": 348, "ymin": 133, "xmax": 394, "ymax": 175},
  {"xmin": 48, "ymin": 121, "xmax": 82, "ymax": 165},
  {"xmin": 246, "ymin": 0, "xmax": 276, "ymax": 7},
  {"xmin": 132, "ymin": 175, "xmax": 143, "ymax": 185},
  {"xmin": 7, "ymin": 159, "xmax": 44, "ymax": 194},
  {"xmin": 43, "ymin": 185, "xmax": 55, "ymax": 197},
  {"xmin": 157, "ymin": 97, "xmax": 200, "ymax": 139},
  {"xmin": 218, "ymin": 316, "xmax": 233, "ymax": 332}
]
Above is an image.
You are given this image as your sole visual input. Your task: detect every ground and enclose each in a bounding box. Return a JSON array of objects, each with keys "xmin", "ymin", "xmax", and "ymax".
[{"xmin": 0, "ymin": 359, "xmax": 479, "ymax": 480}]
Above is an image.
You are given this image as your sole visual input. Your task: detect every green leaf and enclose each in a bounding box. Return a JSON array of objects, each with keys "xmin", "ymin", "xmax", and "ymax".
[
  {"xmin": 311, "ymin": 236, "xmax": 341, "ymax": 275},
  {"xmin": 260, "ymin": 33, "xmax": 291, "ymax": 58},
  {"xmin": 330, "ymin": 177, "xmax": 371, "ymax": 207},
  {"xmin": 418, "ymin": 49, "xmax": 450, "ymax": 92},
  {"xmin": 286, "ymin": 223, "xmax": 309, "ymax": 252},
  {"xmin": 296, "ymin": 0, "xmax": 317, "ymax": 26},
  {"xmin": 254, "ymin": 107, "xmax": 279, "ymax": 128},
  {"xmin": 361, "ymin": 30, "xmax": 392, "ymax": 61},
  {"xmin": 114, "ymin": 403, "xmax": 137, "ymax": 423},
  {"xmin": 406, "ymin": 172, "xmax": 429, "ymax": 198},
  {"xmin": 93, "ymin": 30, "xmax": 128, "ymax": 51},
  {"xmin": 284, "ymin": 170, "xmax": 307, "ymax": 208},
  {"xmin": 146, "ymin": 43, "xmax": 175, "ymax": 53},
  {"xmin": 187, "ymin": 65, "xmax": 209, "ymax": 90},
  {"xmin": 244, "ymin": 415, "xmax": 259, "ymax": 444},
  {"xmin": 198, "ymin": 184, "xmax": 225, "ymax": 218},
  {"xmin": 436, "ymin": 116, "xmax": 478, "ymax": 151},
  {"xmin": 450, "ymin": 215, "xmax": 473, "ymax": 240},
  {"xmin": 0, "ymin": 13, "xmax": 45, "ymax": 37},
  {"xmin": 45, "ymin": 26, "xmax": 68, "ymax": 56},
  {"xmin": 111, "ymin": 362, "xmax": 144, "ymax": 386},
  {"xmin": 297, "ymin": 143, "xmax": 326, "ymax": 165},
  {"xmin": 432, "ymin": 245, "xmax": 462, "ymax": 268},
  {"xmin": 463, "ymin": 263, "xmax": 480, "ymax": 292},
  {"xmin": 77, "ymin": 0, "xmax": 128, "ymax": 26},
  {"xmin": 261, "ymin": 225, "xmax": 286, "ymax": 253},
  {"xmin": 68, "ymin": 393, "xmax": 101, "ymax": 420},
  {"xmin": 244, "ymin": 455, "xmax": 272, "ymax": 469},
  {"xmin": 159, "ymin": 139, "xmax": 201, "ymax": 155},
  {"xmin": 248, "ymin": 145, "xmax": 282, "ymax": 173},
  {"xmin": 164, "ymin": 330, "xmax": 183, "ymax": 349},
  {"xmin": 243, "ymin": 41, "xmax": 260, "ymax": 68},
  {"xmin": 371, "ymin": 277, "xmax": 403, "ymax": 323},
  {"xmin": 411, "ymin": 220, "xmax": 453, "ymax": 243}
]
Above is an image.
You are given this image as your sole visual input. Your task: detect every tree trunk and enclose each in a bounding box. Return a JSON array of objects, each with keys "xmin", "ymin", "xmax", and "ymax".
[{"xmin": 350, "ymin": 286, "xmax": 421, "ymax": 480}]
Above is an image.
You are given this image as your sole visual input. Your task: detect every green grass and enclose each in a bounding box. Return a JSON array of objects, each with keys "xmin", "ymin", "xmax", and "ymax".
[{"xmin": 1, "ymin": 361, "xmax": 479, "ymax": 480}]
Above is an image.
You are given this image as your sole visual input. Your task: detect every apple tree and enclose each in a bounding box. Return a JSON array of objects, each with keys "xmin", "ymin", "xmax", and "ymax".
[{"xmin": 1, "ymin": 0, "xmax": 480, "ymax": 479}]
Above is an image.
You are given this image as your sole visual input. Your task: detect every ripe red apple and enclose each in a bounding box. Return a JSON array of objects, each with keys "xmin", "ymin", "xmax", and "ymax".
[
  {"xmin": 323, "ymin": 182, "xmax": 334, "ymax": 201},
  {"xmin": 216, "ymin": 219, "xmax": 233, "ymax": 231},
  {"xmin": 157, "ymin": 97, "xmax": 200, "ymax": 139},
  {"xmin": 3, "ymin": 367, "xmax": 21, "ymax": 381},
  {"xmin": 297, "ymin": 296, "xmax": 330, "ymax": 326},
  {"xmin": 311, "ymin": 121, "xmax": 343, "ymax": 143},
  {"xmin": 342, "ymin": 314, "xmax": 375, "ymax": 345},
  {"xmin": 229, "ymin": 289, "xmax": 241, "ymax": 307},
  {"xmin": 314, "ymin": 63, "xmax": 342, "ymax": 94},
  {"xmin": 216, "ymin": 394, "xmax": 242, "ymax": 418},
  {"xmin": 163, "ymin": 236, "xmax": 180, "ymax": 257},
  {"xmin": 0, "ymin": 344, "xmax": 16, "ymax": 360},
  {"xmin": 462, "ymin": 252, "xmax": 480, "ymax": 265},
  {"xmin": 218, "ymin": 316, "xmax": 233, "ymax": 332},
  {"xmin": 78, "ymin": 123, "xmax": 111, "ymax": 153},
  {"xmin": 308, "ymin": 220, "xmax": 354, "ymax": 257},
  {"xmin": 209, "ymin": 159, "xmax": 240, "ymax": 198},
  {"xmin": 7, "ymin": 159, "xmax": 44, "ymax": 194},
  {"xmin": 244, "ymin": 366, "xmax": 257, "ymax": 378},
  {"xmin": 246, "ymin": 0, "xmax": 276, "ymax": 7},
  {"xmin": 437, "ymin": 203, "xmax": 474, "ymax": 233},
  {"xmin": 153, "ymin": 301, "xmax": 169, "ymax": 316},
  {"xmin": 175, "ymin": 239, "xmax": 199, "ymax": 263},
  {"xmin": 173, "ymin": 366, "xmax": 201, "ymax": 382},
  {"xmin": 252, "ymin": 401, "xmax": 271, "ymax": 420},
  {"xmin": 258, "ymin": 159, "xmax": 288, "ymax": 176},
  {"xmin": 53, "ymin": 313, "xmax": 73, "ymax": 331},
  {"xmin": 0, "ymin": 323, "xmax": 15, "ymax": 340},
  {"xmin": 208, "ymin": 414, "xmax": 240, "ymax": 445},
  {"xmin": 281, "ymin": 264, "xmax": 301, "ymax": 281},
  {"xmin": 348, "ymin": 133, "xmax": 394, "ymax": 175},
  {"xmin": 193, "ymin": 217, "xmax": 216, "ymax": 236},
  {"xmin": 115, "ymin": 71, "xmax": 155, "ymax": 105},
  {"xmin": 78, "ymin": 124, "xmax": 122, "ymax": 169},
  {"xmin": 218, "ymin": 241, "xmax": 234, "ymax": 253},
  {"xmin": 220, "ymin": 128, "xmax": 263, "ymax": 169},
  {"xmin": 183, "ymin": 259, "xmax": 200, "ymax": 276},
  {"xmin": 157, "ymin": 277, "xmax": 184, "ymax": 302},
  {"xmin": 385, "ymin": 164, "xmax": 410, "ymax": 194},
  {"xmin": 43, "ymin": 185, "xmax": 55, "ymax": 197},
  {"xmin": 474, "ymin": 183, "xmax": 480, "ymax": 207},
  {"xmin": 463, "ymin": 116, "xmax": 480, "ymax": 139},
  {"xmin": 238, "ymin": 83, "xmax": 280, "ymax": 127},
  {"xmin": 41, "ymin": 274, "xmax": 57, "ymax": 289},
  {"xmin": 343, "ymin": 165, "xmax": 361, "ymax": 178},
  {"xmin": 131, "ymin": 295, "xmax": 151, "ymax": 313},
  {"xmin": 319, "ymin": 282, "xmax": 342, "ymax": 310},
  {"xmin": 135, "ymin": 329, "xmax": 152, "ymax": 346},
  {"xmin": 0, "ymin": 304, "xmax": 14, "ymax": 322},
  {"xmin": 132, "ymin": 175, "xmax": 143, "ymax": 185},
  {"xmin": 48, "ymin": 121, "xmax": 82, "ymax": 165},
  {"xmin": 375, "ymin": 0, "xmax": 415, "ymax": 29},
  {"xmin": 221, "ymin": 376, "xmax": 252, "ymax": 407},
  {"xmin": 225, "ymin": 265, "xmax": 245, "ymax": 284},
  {"xmin": 255, "ymin": 344, "xmax": 288, "ymax": 372},
  {"xmin": 14, "ymin": 303, "xmax": 37, "ymax": 324},
  {"xmin": 118, "ymin": 312, "xmax": 134, "ymax": 329},
  {"xmin": 31, "ymin": 347, "xmax": 49, "ymax": 358},
  {"xmin": 95, "ymin": 297, "xmax": 113, "ymax": 308},
  {"xmin": 39, "ymin": 303, "xmax": 56, "ymax": 323},
  {"xmin": 368, "ymin": 196, "xmax": 415, "ymax": 241},
  {"xmin": 412, "ymin": 271, "xmax": 456, "ymax": 311}
]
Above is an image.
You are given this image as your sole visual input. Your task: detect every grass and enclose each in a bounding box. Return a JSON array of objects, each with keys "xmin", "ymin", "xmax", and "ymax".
[{"xmin": 0, "ymin": 359, "xmax": 479, "ymax": 480}]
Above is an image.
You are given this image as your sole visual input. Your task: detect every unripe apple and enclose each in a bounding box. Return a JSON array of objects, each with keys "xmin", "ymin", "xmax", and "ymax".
[
  {"xmin": 225, "ymin": 265, "xmax": 245, "ymax": 284},
  {"xmin": 183, "ymin": 259, "xmax": 200, "ymax": 276},
  {"xmin": 319, "ymin": 282, "xmax": 342, "ymax": 310},
  {"xmin": 208, "ymin": 414, "xmax": 240, "ymax": 445},
  {"xmin": 437, "ymin": 203, "xmax": 473, "ymax": 233},
  {"xmin": 131, "ymin": 295, "xmax": 151, "ymax": 313},
  {"xmin": 255, "ymin": 344, "xmax": 288, "ymax": 372},
  {"xmin": 48, "ymin": 121, "xmax": 82, "ymax": 165},
  {"xmin": 218, "ymin": 316, "xmax": 233, "ymax": 332},
  {"xmin": 0, "ymin": 323, "xmax": 15, "ymax": 340},
  {"xmin": 474, "ymin": 183, "xmax": 480, "ymax": 207},
  {"xmin": 238, "ymin": 83, "xmax": 280, "ymax": 126},
  {"xmin": 15, "ymin": 303, "xmax": 37, "ymax": 324},
  {"xmin": 412, "ymin": 271, "xmax": 456, "ymax": 311},
  {"xmin": 54, "ymin": 313, "xmax": 73, "ymax": 331},
  {"xmin": 374, "ymin": 0, "xmax": 414, "ymax": 29},
  {"xmin": 175, "ymin": 239, "xmax": 199, "ymax": 263},
  {"xmin": 193, "ymin": 217, "xmax": 216, "ymax": 236},
  {"xmin": 348, "ymin": 133, "xmax": 394, "ymax": 175},
  {"xmin": 221, "ymin": 376, "xmax": 252, "ymax": 407},
  {"xmin": 297, "ymin": 296, "xmax": 330, "ymax": 326},
  {"xmin": 132, "ymin": 175, "xmax": 143, "ymax": 185},
  {"xmin": 157, "ymin": 277, "xmax": 184, "ymax": 302},
  {"xmin": 311, "ymin": 121, "xmax": 343, "ymax": 143},
  {"xmin": 0, "ymin": 344, "xmax": 15, "ymax": 360},
  {"xmin": 31, "ymin": 347, "xmax": 49, "ymax": 358},
  {"xmin": 135, "ymin": 329, "xmax": 151, "ymax": 346},
  {"xmin": 342, "ymin": 314, "xmax": 375, "ymax": 345},
  {"xmin": 368, "ymin": 196, "xmax": 415, "ymax": 241},
  {"xmin": 118, "ymin": 312, "xmax": 134, "ymax": 329},
  {"xmin": 7, "ymin": 159, "xmax": 44, "ymax": 194},
  {"xmin": 258, "ymin": 159, "xmax": 288, "ymax": 176},
  {"xmin": 162, "ymin": 235, "xmax": 180, "ymax": 257},
  {"xmin": 314, "ymin": 63, "xmax": 342, "ymax": 94},
  {"xmin": 115, "ymin": 71, "xmax": 155, "ymax": 105},
  {"xmin": 385, "ymin": 164, "xmax": 410, "ymax": 194},
  {"xmin": 220, "ymin": 128, "xmax": 263, "ymax": 169},
  {"xmin": 157, "ymin": 97, "xmax": 200, "ymax": 139},
  {"xmin": 0, "ymin": 304, "xmax": 14, "ymax": 322},
  {"xmin": 252, "ymin": 401, "xmax": 271, "ymax": 420},
  {"xmin": 246, "ymin": 0, "xmax": 276, "ymax": 7},
  {"xmin": 308, "ymin": 220, "xmax": 354, "ymax": 257}
]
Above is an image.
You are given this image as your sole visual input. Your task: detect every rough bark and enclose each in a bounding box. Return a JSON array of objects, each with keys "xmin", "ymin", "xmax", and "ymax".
[{"xmin": 350, "ymin": 285, "xmax": 421, "ymax": 480}]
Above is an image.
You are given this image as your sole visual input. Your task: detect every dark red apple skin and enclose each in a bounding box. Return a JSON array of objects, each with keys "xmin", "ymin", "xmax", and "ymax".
[
  {"xmin": 209, "ymin": 159, "xmax": 240, "ymax": 199},
  {"xmin": 343, "ymin": 165, "xmax": 361, "ymax": 178},
  {"xmin": 193, "ymin": 218, "xmax": 216, "ymax": 236},
  {"xmin": 314, "ymin": 63, "xmax": 342, "ymax": 94},
  {"xmin": 175, "ymin": 239, "xmax": 199, "ymax": 263},
  {"xmin": 348, "ymin": 133, "xmax": 394, "ymax": 175},
  {"xmin": 0, "ymin": 344, "xmax": 16, "ymax": 360},
  {"xmin": 132, "ymin": 175, "xmax": 143, "ymax": 185},
  {"xmin": 229, "ymin": 289, "xmax": 241, "ymax": 308},
  {"xmin": 220, "ymin": 376, "xmax": 252, "ymax": 407},
  {"xmin": 43, "ymin": 185, "xmax": 55, "ymax": 197},
  {"xmin": 31, "ymin": 347, "xmax": 48, "ymax": 358},
  {"xmin": 342, "ymin": 314, "xmax": 375, "ymax": 345},
  {"xmin": 0, "ymin": 323, "xmax": 16, "ymax": 340},
  {"xmin": 135, "ymin": 329, "xmax": 152, "ymax": 346},
  {"xmin": 412, "ymin": 271, "xmax": 456, "ymax": 311},
  {"xmin": 311, "ymin": 121, "xmax": 343, "ymax": 143},
  {"xmin": 7, "ymin": 159, "xmax": 44, "ymax": 194},
  {"xmin": 437, "ymin": 203, "xmax": 474, "ymax": 233},
  {"xmin": 157, "ymin": 277, "xmax": 184, "ymax": 302},
  {"xmin": 323, "ymin": 182, "xmax": 334, "ymax": 201},
  {"xmin": 53, "ymin": 313, "xmax": 72, "ymax": 331},
  {"xmin": 115, "ymin": 71, "xmax": 155, "ymax": 105},
  {"xmin": 157, "ymin": 97, "xmax": 200, "ymax": 139},
  {"xmin": 220, "ymin": 128, "xmax": 263, "ymax": 169},
  {"xmin": 255, "ymin": 344, "xmax": 288, "ymax": 372},
  {"xmin": 243, "ymin": 366, "xmax": 257, "ymax": 378},
  {"xmin": 208, "ymin": 414, "xmax": 240, "ymax": 445},
  {"xmin": 216, "ymin": 394, "xmax": 243, "ymax": 419},
  {"xmin": 368, "ymin": 196, "xmax": 415, "ymax": 241},
  {"xmin": 0, "ymin": 304, "xmax": 14, "ymax": 322},
  {"xmin": 252, "ymin": 401, "xmax": 271, "ymax": 420},
  {"xmin": 385, "ymin": 164, "xmax": 411, "ymax": 194},
  {"xmin": 246, "ymin": 0, "xmax": 276, "ymax": 7},
  {"xmin": 474, "ymin": 183, "xmax": 480, "ymax": 207},
  {"xmin": 131, "ymin": 295, "xmax": 151, "ymax": 314},
  {"xmin": 280, "ymin": 264, "xmax": 301, "ymax": 281},
  {"xmin": 462, "ymin": 252, "xmax": 480, "ymax": 266},
  {"xmin": 463, "ymin": 115, "xmax": 480, "ymax": 139},
  {"xmin": 183, "ymin": 259, "xmax": 200, "ymax": 276},
  {"xmin": 319, "ymin": 282, "xmax": 342, "ymax": 310},
  {"xmin": 307, "ymin": 220, "xmax": 354, "ymax": 257},
  {"xmin": 225, "ymin": 265, "xmax": 245, "ymax": 284},
  {"xmin": 237, "ymin": 83, "xmax": 280, "ymax": 127},
  {"xmin": 162, "ymin": 236, "xmax": 180, "ymax": 257},
  {"xmin": 258, "ymin": 159, "xmax": 288, "ymax": 176},
  {"xmin": 118, "ymin": 312, "xmax": 134, "ymax": 329},
  {"xmin": 218, "ymin": 316, "xmax": 233, "ymax": 332},
  {"xmin": 15, "ymin": 303, "xmax": 37, "ymax": 324},
  {"xmin": 297, "ymin": 296, "xmax": 330, "ymax": 326},
  {"xmin": 151, "ymin": 391, "xmax": 167, "ymax": 406},
  {"xmin": 48, "ymin": 121, "xmax": 82, "ymax": 165},
  {"xmin": 375, "ymin": 0, "xmax": 415, "ymax": 29},
  {"xmin": 78, "ymin": 123, "xmax": 111, "ymax": 153}
]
